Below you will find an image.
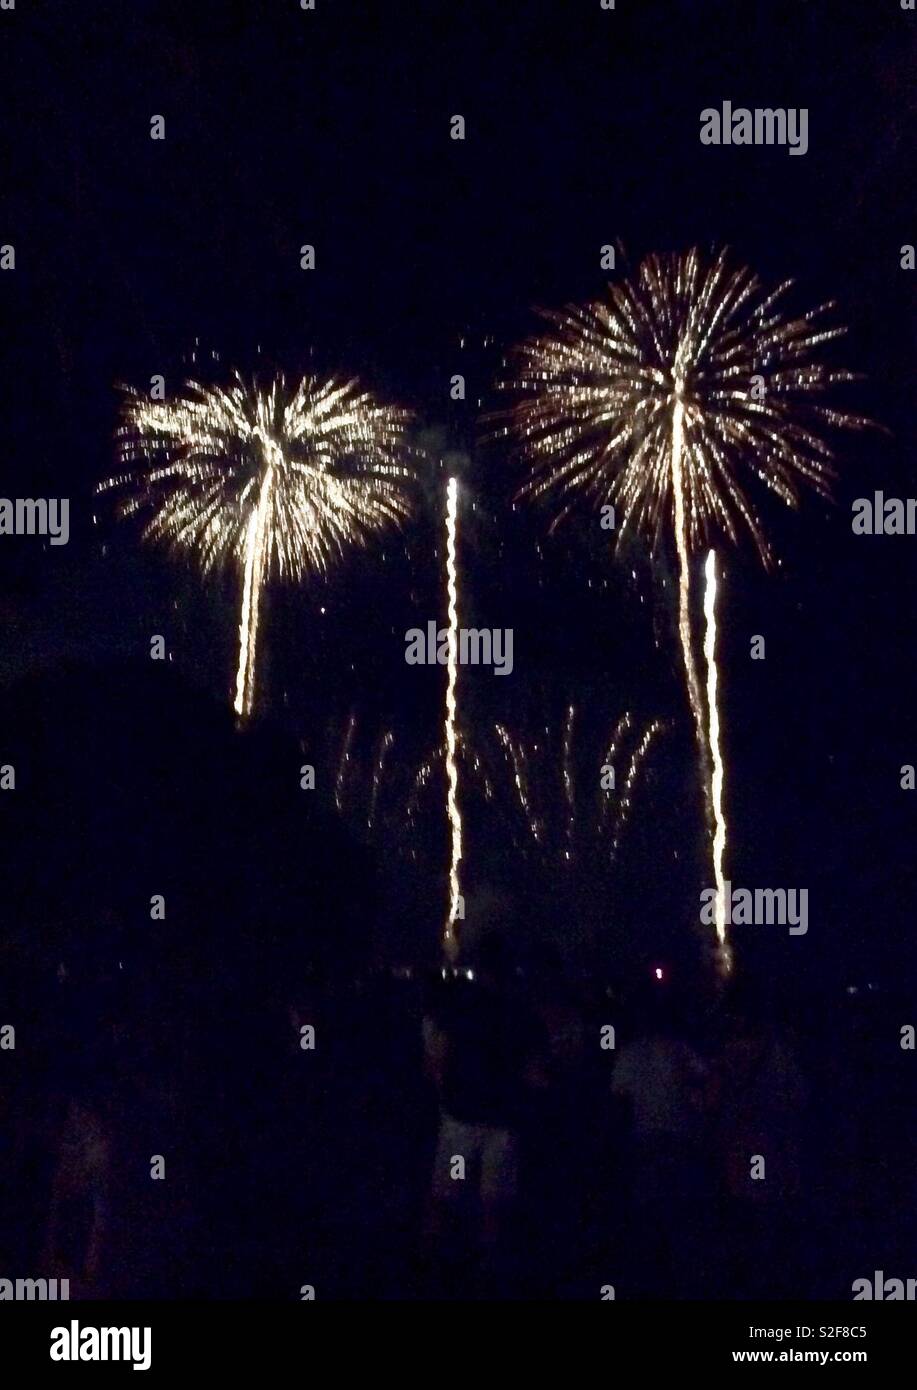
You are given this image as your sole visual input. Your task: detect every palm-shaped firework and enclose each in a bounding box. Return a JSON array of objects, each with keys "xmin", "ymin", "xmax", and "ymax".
[
  {"xmin": 506, "ymin": 247, "xmax": 871, "ymax": 970},
  {"xmin": 101, "ymin": 370, "xmax": 415, "ymax": 717}
]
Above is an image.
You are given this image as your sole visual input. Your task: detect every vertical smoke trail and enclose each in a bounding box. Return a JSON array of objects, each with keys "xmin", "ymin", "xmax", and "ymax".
[
  {"xmin": 444, "ymin": 477, "xmax": 463, "ymax": 956},
  {"xmin": 704, "ymin": 549, "xmax": 732, "ymax": 975},
  {"xmin": 234, "ymin": 459, "xmax": 274, "ymax": 718},
  {"xmin": 235, "ymin": 509, "xmax": 261, "ymax": 717},
  {"xmin": 671, "ymin": 391, "xmax": 711, "ymax": 811}
]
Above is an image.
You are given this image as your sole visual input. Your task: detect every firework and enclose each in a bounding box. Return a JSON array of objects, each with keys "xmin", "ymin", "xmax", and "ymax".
[
  {"xmin": 102, "ymin": 370, "xmax": 414, "ymax": 718},
  {"xmin": 507, "ymin": 247, "xmax": 869, "ymax": 970}
]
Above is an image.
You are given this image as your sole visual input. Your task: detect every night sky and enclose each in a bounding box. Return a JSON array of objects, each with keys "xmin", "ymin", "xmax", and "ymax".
[{"xmin": 1, "ymin": 0, "xmax": 915, "ymax": 988}]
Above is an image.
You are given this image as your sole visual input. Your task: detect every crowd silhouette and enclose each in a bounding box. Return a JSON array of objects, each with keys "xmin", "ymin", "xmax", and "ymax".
[{"xmin": 1, "ymin": 666, "xmax": 915, "ymax": 1300}]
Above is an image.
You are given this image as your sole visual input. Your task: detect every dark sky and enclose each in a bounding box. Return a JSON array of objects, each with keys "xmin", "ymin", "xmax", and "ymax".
[{"xmin": 0, "ymin": 1, "xmax": 915, "ymax": 985}]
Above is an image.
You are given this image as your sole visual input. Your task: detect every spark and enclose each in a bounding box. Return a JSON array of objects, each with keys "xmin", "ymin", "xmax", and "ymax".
[
  {"xmin": 466, "ymin": 747, "xmax": 496, "ymax": 803},
  {"xmin": 611, "ymin": 718, "xmax": 666, "ymax": 857},
  {"xmin": 599, "ymin": 713, "xmax": 632, "ymax": 824},
  {"xmin": 335, "ymin": 711, "xmax": 357, "ymax": 812},
  {"xmin": 703, "ymin": 550, "xmax": 731, "ymax": 974},
  {"xmin": 407, "ymin": 750, "xmax": 440, "ymax": 824},
  {"xmin": 562, "ymin": 703, "xmax": 576, "ymax": 861},
  {"xmin": 101, "ymin": 370, "xmax": 414, "ymax": 719},
  {"xmin": 368, "ymin": 730, "xmax": 394, "ymax": 831},
  {"xmin": 495, "ymin": 722, "xmax": 541, "ymax": 841},
  {"xmin": 444, "ymin": 477, "xmax": 463, "ymax": 955}
]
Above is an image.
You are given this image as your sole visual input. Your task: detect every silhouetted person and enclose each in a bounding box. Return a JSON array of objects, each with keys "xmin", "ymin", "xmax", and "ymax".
[
  {"xmin": 710, "ymin": 996, "xmax": 807, "ymax": 1298},
  {"xmin": 611, "ymin": 988, "xmax": 708, "ymax": 1297},
  {"xmin": 423, "ymin": 935, "xmax": 544, "ymax": 1293},
  {"xmin": 522, "ymin": 956, "xmax": 591, "ymax": 1296},
  {"xmin": 43, "ymin": 1068, "xmax": 113, "ymax": 1299},
  {"xmin": 1, "ymin": 661, "xmax": 376, "ymax": 1299}
]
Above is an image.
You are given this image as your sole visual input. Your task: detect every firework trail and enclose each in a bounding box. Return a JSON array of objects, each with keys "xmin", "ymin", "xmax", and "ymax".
[
  {"xmin": 102, "ymin": 370, "xmax": 414, "ymax": 719},
  {"xmin": 507, "ymin": 247, "xmax": 869, "ymax": 970},
  {"xmin": 671, "ymin": 389, "xmax": 711, "ymax": 804},
  {"xmin": 703, "ymin": 550, "xmax": 731, "ymax": 973},
  {"xmin": 444, "ymin": 477, "xmax": 463, "ymax": 955}
]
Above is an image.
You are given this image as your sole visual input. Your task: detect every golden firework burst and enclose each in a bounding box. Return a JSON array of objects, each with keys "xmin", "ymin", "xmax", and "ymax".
[{"xmin": 101, "ymin": 370, "xmax": 415, "ymax": 717}]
